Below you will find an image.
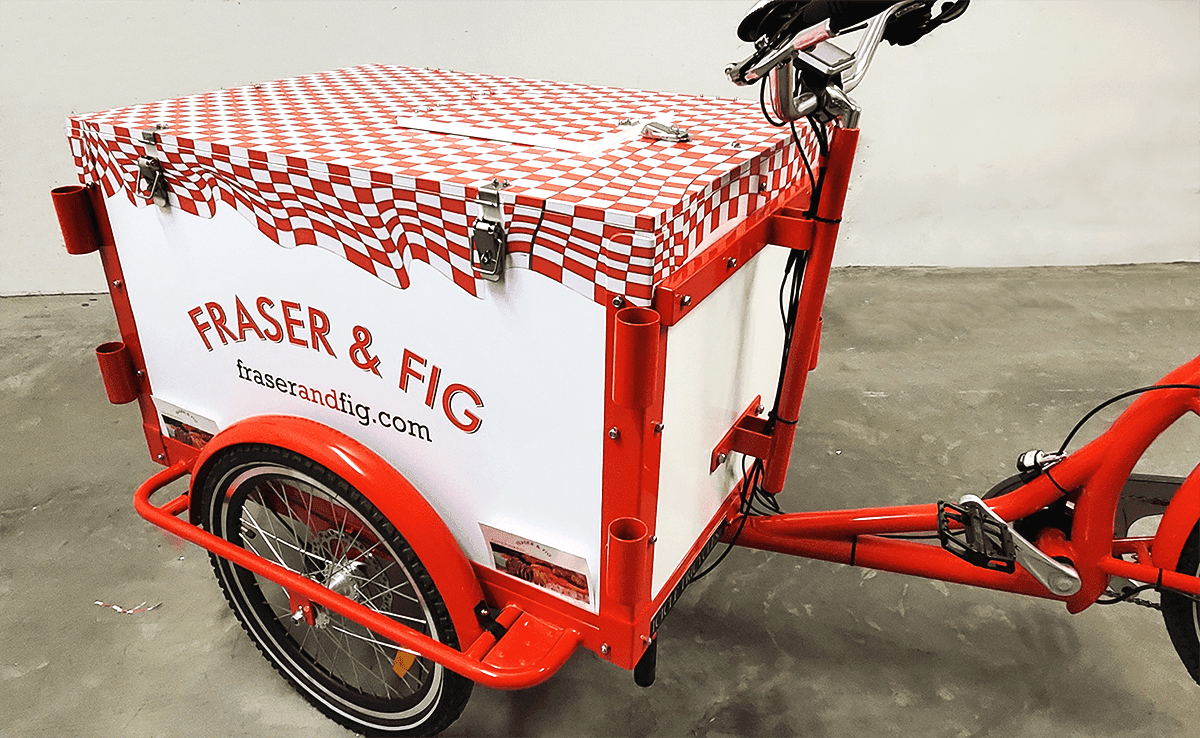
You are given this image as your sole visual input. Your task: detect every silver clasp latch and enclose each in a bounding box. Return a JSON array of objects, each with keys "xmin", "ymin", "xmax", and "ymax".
[
  {"xmin": 641, "ymin": 121, "xmax": 691, "ymax": 143},
  {"xmin": 471, "ymin": 179, "xmax": 509, "ymax": 282},
  {"xmin": 136, "ymin": 125, "xmax": 170, "ymax": 209}
]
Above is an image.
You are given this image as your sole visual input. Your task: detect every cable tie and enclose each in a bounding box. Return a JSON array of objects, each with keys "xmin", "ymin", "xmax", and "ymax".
[
  {"xmin": 768, "ymin": 410, "xmax": 799, "ymax": 426},
  {"xmin": 806, "ymin": 214, "xmax": 842, "ymax": 224}
]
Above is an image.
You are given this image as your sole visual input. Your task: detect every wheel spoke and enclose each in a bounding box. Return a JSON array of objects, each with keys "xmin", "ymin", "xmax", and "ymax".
[
  {"xmin": 241, "ymin": 506, "xmax": 297, "ymax": 570},
  {"xmin": 204, "ymin": 453, "xmax": 466, "ymax": 726}
]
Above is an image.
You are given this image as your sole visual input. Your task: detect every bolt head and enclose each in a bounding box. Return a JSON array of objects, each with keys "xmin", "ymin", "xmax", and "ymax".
[
  {"xmin": 681, "ymin": 295, "xmax": 692, "ymax": 307},
  {"xmin": 608, "ymin": 427, "xmax": 620, "ymax": 440},
  {"xmin": 727, "ymin": 257, "xmax": 737, "ymax": 269},
  {"xmin": 612, "ymin": 296, "xmax": 625, "ymax": 308},
  {"xmin": 600, "ymin": 643, "xmax": 611, "ymax": 655},
  {"xmin": 717, "ymin": 452, "xmax": 728, "ymax": 465}
]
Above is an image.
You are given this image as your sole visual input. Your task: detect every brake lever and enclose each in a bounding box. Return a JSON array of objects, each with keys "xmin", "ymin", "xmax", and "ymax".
[{"xmin": 725, "ymin": 20, "xmax": 832, "ymax": 86}]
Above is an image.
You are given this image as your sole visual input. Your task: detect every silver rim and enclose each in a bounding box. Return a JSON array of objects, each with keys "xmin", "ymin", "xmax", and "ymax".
[
  {"xmin": 1191, "ymin": 555, "xmax": 1199, "ymax": 647},
  {"xmin": 216, "ymin": 464, "xmax": 444, "ymax": 725}
]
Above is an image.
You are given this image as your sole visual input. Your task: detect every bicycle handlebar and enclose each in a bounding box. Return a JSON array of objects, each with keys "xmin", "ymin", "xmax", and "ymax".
[{"xmin": 727, "ymin": 1, "xmax": 969, "ymax": 124}]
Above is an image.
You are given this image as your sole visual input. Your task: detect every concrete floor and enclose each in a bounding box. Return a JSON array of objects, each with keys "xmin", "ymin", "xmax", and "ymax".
[{"xmin": 2, "ymin": 264, "xmax": 1197, "ymax": 737}]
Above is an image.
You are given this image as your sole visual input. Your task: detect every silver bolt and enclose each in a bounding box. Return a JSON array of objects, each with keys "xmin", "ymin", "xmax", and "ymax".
[
  {"xmin": 612, "ymin": 296, "xmax": 625, "ymax": 308},
  {"xmin": 649, "ymin": 536, "xmax": 657, "ymax": 545},
  {"xmin": 608, "ymin": 427, "xmax": 620, "ymax": 440},
  {"xmin": 156, "ymin": 453, "xmax": 165, "ymax": 461},
  {"xmin": 600, "ymin": 643, "xmax": 611, "ymax": 655},
  {"xmin": 653, "ymin": 422, "xmax": 664, "ymax": 434},
  {"xmin": 717, "ymin": 452, "xmax": 728, "ymax": 465},
  {"xmin": 727, "ymin": 257, "xmax": 737, "ymax": 269},
  {"xmin": 681, "ymin": 295, "xmax": 692, "ymax": 307},
  {"xmin": 112, "ymin": 280, "xmax": 123, "ymax": 288}
]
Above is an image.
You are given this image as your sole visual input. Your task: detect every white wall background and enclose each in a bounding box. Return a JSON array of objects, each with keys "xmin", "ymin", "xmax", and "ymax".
[{"xmin": 2, "ymin": 0, "xmax": 1196, "ymax": 296}]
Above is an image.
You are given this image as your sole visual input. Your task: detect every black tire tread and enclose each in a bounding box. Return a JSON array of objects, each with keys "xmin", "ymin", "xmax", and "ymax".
[
  {"xmin": 1161, "ymin": 521, "xmax": 1200, "ymax": 685},
  {"xmin": 200, "ymin": 443, "xmax": 473, "ymax": 736}
]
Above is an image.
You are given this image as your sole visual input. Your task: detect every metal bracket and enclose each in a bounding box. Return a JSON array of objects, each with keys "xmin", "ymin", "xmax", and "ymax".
[
  {"xmin": 136, "ymin": 126, "xmax": 170, "ymax": 209},
  {"xmin": 471, "ymin": 179, "xmax": 509, "ymax": 282},
  {"xmin": 641, "ymin": 121, "xmax": 691, "ymax": 143}
]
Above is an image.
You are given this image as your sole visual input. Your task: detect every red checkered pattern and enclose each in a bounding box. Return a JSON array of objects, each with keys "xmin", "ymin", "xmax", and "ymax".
[{"xmin": 68, "ymin": 65, "xmax": 819, "ymax": 305}]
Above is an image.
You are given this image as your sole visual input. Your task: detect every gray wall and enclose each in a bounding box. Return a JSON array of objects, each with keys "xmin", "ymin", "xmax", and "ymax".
[{"xmin": 3, "ymin": 0, "xmax": 1197, "ymax": 296}]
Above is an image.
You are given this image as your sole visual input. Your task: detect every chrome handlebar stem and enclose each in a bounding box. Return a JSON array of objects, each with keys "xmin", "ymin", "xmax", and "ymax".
[{"xmin": 726, "ymin": 0, "xmax": 926, "ymax": 125}]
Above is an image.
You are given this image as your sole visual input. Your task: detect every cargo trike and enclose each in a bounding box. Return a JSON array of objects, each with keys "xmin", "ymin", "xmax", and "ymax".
[{"xmin": 51, "ymin": 1, "xmax": 1199, "ymax": 735}]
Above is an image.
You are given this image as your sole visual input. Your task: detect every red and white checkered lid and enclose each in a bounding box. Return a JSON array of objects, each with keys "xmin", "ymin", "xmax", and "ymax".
[{"xmin": 68, "ymin": 64, "xmax": 818, "ymax": 306}]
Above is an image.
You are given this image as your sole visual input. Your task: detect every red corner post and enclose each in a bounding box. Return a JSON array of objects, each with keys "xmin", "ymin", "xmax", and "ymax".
[{"xmin": 761, "ymin": 126, "xmax": 861, "ymax": 496}]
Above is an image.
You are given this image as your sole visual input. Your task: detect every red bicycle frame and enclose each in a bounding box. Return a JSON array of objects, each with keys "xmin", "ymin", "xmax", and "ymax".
[{"xmin": 711, "ymin": 124, "xmax": 1200, "ymax": 611}]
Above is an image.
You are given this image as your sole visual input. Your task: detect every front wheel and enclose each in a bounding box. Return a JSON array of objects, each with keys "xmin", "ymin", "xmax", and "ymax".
[
  {"xmin": 199, "ymin": 443, "xmax": 473, "ymax": 736},
  {"xmin": 1161, "ymin": 521, "xmax": 1200, "ymax": 685}
]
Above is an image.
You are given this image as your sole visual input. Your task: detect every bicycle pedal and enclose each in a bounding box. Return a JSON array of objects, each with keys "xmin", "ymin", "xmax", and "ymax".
[{"xmin": 937, "ymin": 499, "xmax": 1017, "ymax": 573}]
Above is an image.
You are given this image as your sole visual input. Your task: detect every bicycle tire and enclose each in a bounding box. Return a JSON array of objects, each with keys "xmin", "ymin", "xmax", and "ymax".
[
  {"xmin": 199, "ymin": 443, "xmax": 473, "ymax": 736},
  {"xmin": 1161, "ymin": 521, "xmax": 1200, "ymax": 685}
]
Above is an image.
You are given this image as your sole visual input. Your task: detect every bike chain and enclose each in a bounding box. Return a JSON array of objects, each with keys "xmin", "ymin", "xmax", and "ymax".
[{"xmin": 1128, "ymin": 596, "xmax": 1162, "ymax": 612}]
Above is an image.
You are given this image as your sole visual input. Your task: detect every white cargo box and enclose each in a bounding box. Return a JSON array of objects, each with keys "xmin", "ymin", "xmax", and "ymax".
[{"xmin": 67, "ymin": 64, "xmax": 816, "ymax": 612}]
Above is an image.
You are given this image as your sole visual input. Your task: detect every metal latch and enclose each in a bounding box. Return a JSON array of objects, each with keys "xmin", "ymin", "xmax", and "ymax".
[
  {"xmin": 136, "ymin": 126, "xmax": 170, "ymax": 209},
  {"xmin": 471, "ymin": 179, "xmax": 509, "ymax": 282},
  {"xmin": 641, "ymin": 121, "xmax": 691, "ymax": 143}
]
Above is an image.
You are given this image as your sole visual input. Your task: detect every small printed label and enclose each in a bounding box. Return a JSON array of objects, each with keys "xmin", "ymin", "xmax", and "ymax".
[
  {"xmin": 480, "ymin": 524, "xmax": 591, "ymax": 606},
  {"xmin": 154, "ymin": 397, "xmax": 217, "ymax": 449}
]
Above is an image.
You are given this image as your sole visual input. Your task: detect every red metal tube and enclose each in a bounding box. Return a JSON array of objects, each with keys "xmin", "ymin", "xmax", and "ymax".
[
  {"xmin": 762, "ymin": 127, "xmax": 861, "ymax": 495},
  {"xmin": 605, "ymin": 516, "xmax": 651, "ymax": 610},
  {"xmin": 52, "ymin": 184, "xmax": 103, "ymax": 255},
  {"xmin": 95, "ymin": 341, "xmax": 139, "ymax": 404},
  {"xmin": 134, "ymin": 462, "xmax": 582, "ymax": 689},
  {"xmin": 1098, "ymin": 556, "xmax": 1200, "ymax": 596},
  {"xmin": 611, "ymin": 307, "xmax": 661, "ymax": 409}
]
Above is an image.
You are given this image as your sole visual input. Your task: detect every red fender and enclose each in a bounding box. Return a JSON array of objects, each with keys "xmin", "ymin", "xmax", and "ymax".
[
  {"xmin": 1153, "ymin": 463, "xmax": 1200, "ymax": 573},
  {"xmin": 188, "ymin": 414, "xmax": 484, "ymax": 646}
]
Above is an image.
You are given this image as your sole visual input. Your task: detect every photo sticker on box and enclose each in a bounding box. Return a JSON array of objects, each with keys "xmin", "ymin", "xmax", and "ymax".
[
  {"xmin": 480, "ymin": 524, "xmax": 591, "ymax": 606},
  {"xmin": 154, "ymin": 397, "xmax": 218, "ymax": 449}
]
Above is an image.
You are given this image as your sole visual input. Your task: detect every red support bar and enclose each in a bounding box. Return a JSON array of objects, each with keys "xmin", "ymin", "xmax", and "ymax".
[
  {"xmin": 710, "ymin": 396, "xmax": 767, "ymax": 472},
  {"xmin": 1098, "ymin": 556, "xmax": 1200, "ymax": 596},
  {"xmin": 760, "ymin": 127, "xmax": 861, "ymax": 496},
  {"xmin": 728, "ymin": 521, "xmax": 1063, "ymax": 600},
  {"xmin": 134, "ymin": 462, "xmax": 583, "ymax": 690}
]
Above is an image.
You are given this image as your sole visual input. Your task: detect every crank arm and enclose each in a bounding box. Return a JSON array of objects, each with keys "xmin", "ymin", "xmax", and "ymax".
[{"xmin": 958, "ymin": 494, "xmax": 1082, "ymax": 597}]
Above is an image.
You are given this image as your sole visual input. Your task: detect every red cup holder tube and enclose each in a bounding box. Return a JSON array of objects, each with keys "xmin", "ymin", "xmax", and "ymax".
[
  {"xmin": 51, "ymin": 185, "xmax": 102, "ymax": 255},
  {"xmin": 95, "ymin": 342, "xmax": 139, "ymax": 404},
  {"xmin": 611, "ymin": 307, "xmax": 661, "ymax": 409},
  {"xmin": 605, "ymin": 516, "xmax": 651, "ymax": 609}
]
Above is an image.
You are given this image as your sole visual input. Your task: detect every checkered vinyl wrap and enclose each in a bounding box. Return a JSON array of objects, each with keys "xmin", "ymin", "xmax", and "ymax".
[{"xmin": 68, "ymin": 65, "xmax": 819, "ymax": 305}]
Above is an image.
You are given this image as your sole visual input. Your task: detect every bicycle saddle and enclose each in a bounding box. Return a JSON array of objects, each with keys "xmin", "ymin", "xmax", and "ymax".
[{"xmin": 737, "ymin": 0, "xmax": 969, "ymax": 47}]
